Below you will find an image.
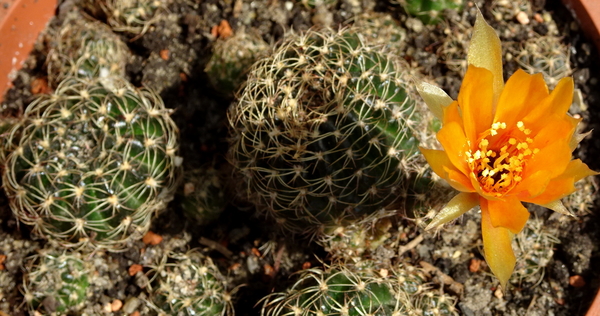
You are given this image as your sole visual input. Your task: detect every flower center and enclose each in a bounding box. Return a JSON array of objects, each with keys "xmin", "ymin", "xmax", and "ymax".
[{"xmin": 465, "ymin": 121, "xmax": 539, "ymax": 197}]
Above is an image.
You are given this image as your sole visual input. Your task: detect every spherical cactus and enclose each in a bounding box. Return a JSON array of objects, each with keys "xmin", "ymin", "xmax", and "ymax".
[
  {"xmin": 512, "ymin": 35, "xmax": 571, "ymax": 89},
  {"xmin": 260, "ymin": 262, "xmax": 458, "ymax": 316},
  {"xmin": 401, "ymin": 0, "xmax": 463, "ymax": 25},
  {"xmin": 228, "ymin": 28, "xmax": 422, "ymax": 234},
  {"xmin": 22, "ymin": 250, "xmax": 91, "ymax": 314},
  {"xmin": 179, "ymin": 164, "xmax": 227, "ymax": 226},
  {"xmin": 2, "ymin": 76, "xmax": 181, "ymax": 250},
  {"xmin": 47, "ymin": 10, "xmax": 129, "ymax": 87},
  {"xmin": 205, "ymin": 28, "xmax": 269, "ymax": 96},
  {"xmin": 510, "ymin": 217, "xmax": 559, "ymax": 285},
  {"xmin": 99, "ymin": 0, "xmax": 167, "ymax": 35},
  {"xmin": 149, "ymin": 250, "xmax": 234, "ymax": 316}
]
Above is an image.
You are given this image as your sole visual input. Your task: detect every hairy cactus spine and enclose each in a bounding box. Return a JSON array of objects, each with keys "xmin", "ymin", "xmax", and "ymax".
[
  {"xmin": 2, "ymin": 76, "xmax": 181, "ymax": 250},
  {"xmin": 228, "ymin": 28, "xmax": 422, "ymax": 234}
]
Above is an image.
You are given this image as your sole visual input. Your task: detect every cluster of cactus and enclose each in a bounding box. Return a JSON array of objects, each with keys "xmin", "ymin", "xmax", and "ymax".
[
  {"xmin": 400, "ymin": 0, "xmax": 463, "ymax": 24},
  {"xmin": 1, "ymin": 76, "xmax": 180, "ymax": 250},
  {"xmin": 47, "ymin": 10, "xmax": 129, "ymax": 87},
  {"xmin": 261, "ymin": 261, "xmax": 458, "ymax": 316},
  {"xmin": 147, "ymin": 250, "xmax": 234, "ymax": 316},
  {"xmin": 228, "ymin": 27, "xmax": 424, "ymax": 234},
  {"xmin": 178, "ymin": 164, "xmax": 227, "ymax": 226},
  {"xmin": 510, "ymin": 218, "xmax": 560, "ymax": 285},
  {"xmin": 205, "ymin": 29, "xmax": 269, "ymax": 96},
  {"xmin": 22, "ymin": 250, "xmax": 92, "ymax": 314}
]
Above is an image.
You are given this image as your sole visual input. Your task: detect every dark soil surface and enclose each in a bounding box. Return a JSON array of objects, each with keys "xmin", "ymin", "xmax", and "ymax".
[{"xmin": 0, "ymin": 0, "xmax": 598, "ymax": 315}]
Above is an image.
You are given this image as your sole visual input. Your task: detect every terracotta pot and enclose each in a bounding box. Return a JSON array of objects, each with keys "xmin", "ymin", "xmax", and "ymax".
[
  {"xmin": 0, "ymin": 0, "xmax": 57, "ymax": 103},
  {"xmin": 588, "ymin": 288, "xmax": 600, "ymax": 316},
  {"xmin": 562, "ymin": 0, "xmax": 600, "ymax": 53}
]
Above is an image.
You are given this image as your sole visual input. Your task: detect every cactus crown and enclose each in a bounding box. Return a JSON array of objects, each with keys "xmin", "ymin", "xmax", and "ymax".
[
  {"xmin": 261, "ymin": 262, "xmax": 458, "ymax": 316},
  {"xmin": 22, "ymin": 250, "xmax": 91, "ymax": 314},
  {"xmin": 149, "ymin": 250, "xmax": 233, "ymax": 316},
  {"xmin": 2, "ymin": 76, "xmax": 180, "ymax": 250},
  {"xmin": 229, "ymin": 28, "xmax": 422, "ymax": 233}
]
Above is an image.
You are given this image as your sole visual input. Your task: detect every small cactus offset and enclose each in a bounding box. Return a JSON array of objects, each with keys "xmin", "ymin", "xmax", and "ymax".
[
  {"xmin": 228, "ymin": 28, "xmax": 422, "ymax": 234},
  {"xmin": 401, "ymin": 0, "xmax": 463, "ymax": 25},
  {"xmin": 179, "ymin": 164, "xmax": 227, "ymax": 226},
  {"xmin": 260, "ymin": 261, "xmax": 458, "ymax": 316},
  {"xmin": 205, "ymin": 28, "xmax": 269, "ymax": 96},
  {"xmin": 98, "ymin": 0, "xmax": 167, "ymax": 35},
  {"xmin": 2, "ymin": 76, "xmax": 181, "ymax": 250},
  {"xmin": 47, "ymin": 10, "xmax": 129, "ymax": 87},
  {"xmin": 148, "ymin": 250, "xmax": 234, "ymax": 316},
  {"xmin": 510, "ymin": 218, "xmax": 560, "ymax": 285},
  {"xmin": 22, "ymin": 250, "xmax": 91, "ymax": 315}
]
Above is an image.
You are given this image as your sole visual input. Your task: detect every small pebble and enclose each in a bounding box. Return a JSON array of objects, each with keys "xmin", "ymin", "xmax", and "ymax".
[
  {"xmin": 123, "ymin": 297, "xmax": 141, "ymax": 314},
  {"xmin": 142, "ymin": 231, "xmax": 163, "ymax": 245},
  {"xmin": 494, "ymin": 288, "xmax": 503, "ymax": 299},
  {"xmin": 111, "ymin": 299, "xmax": 123, "ymax": 312},
  {"xmin": 516, "ymin": 11, "xmax": 530, "ymax": 25},
  {"xmin": 469, "ymin": 258, "xmax": 481, "ymax": 273},
  {"xmin": 129, "ymin": 264, "xmax": 143, "ymax": 276},
  {"xmin": 534, "ymin": 13, "xmax": 543, "ymax": 23},
  {"xmin": 569, "ymin": 275, "xmax": 586, "ymax": 287}
]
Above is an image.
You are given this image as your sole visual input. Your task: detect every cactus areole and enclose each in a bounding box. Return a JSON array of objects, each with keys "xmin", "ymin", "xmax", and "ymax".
[
  {"xmin": 2, "ymin": 77, "xmax": 180, "ymax": 250},
  {"xmin": 229, "ymin": 28, "xmax": 421, "ymax": 233}
]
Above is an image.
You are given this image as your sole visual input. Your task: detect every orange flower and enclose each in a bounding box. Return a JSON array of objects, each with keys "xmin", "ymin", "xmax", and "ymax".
[{"xmin": 417, "ymin": 11, "xmax": 597, "ymax": 289}]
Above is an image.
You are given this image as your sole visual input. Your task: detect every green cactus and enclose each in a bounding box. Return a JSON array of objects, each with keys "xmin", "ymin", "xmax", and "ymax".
[
  {"xmin": 260, "ymin": 262, "xmax": 458, "ymax": 316},
  {"xmin": 47, "ymin": 10, "xmax": 129, "ymax": 87},
  {"xmin": 401, "ymin": 0, "xmax": 463, "ymax": 25},
  {"xmin": 350, "ymin": 12, "xmax": 407, "ymax": 53},
  {"xmin": 2, "ymin": 76, "xmax": 181, "ymax": 250},
  {"xmin": 510, "ymin": 218, "xmax": 560, "ymax": 286},
  {"xmin": 205, "ymin": 28, "xmax": 269, "ymax": 96},
  {"xmin": 228, "ymin": 28, "xmax": 423, "ymax": 234},
  {"xmin": 179, "ymin": 164, "xmax": 227, "ymax": 226},
  {"xmin": 148, "ymin": 250, "xmax": 234, "ymax": 316},
  {"xmin": 22, "ymin": 250, "xmax": 91, "ymax": 315}
]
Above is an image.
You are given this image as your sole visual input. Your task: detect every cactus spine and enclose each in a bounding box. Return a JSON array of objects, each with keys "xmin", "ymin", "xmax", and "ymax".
[
  {"xmin": 2, "ymin": 76, "xmax": 180, "ymax": 250},
  {"xmin": 149, "ymin": 250, "xmax": 234, "ymax": 316},
  {"xmin": 228, "ymin": 28, "xmax": 422, "ymax": 233},
  {"xmin": 261, "ymin": 262, "xmax": 458, "ymax": 316}
]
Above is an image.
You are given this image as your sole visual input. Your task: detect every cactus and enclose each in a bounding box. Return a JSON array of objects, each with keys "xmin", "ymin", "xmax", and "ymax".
[
  {"xmin": 179, "ymin": 164, "xmax": 227, "ymax": 226},
  {"xmin": 510, "ymin": 218, "xmax": 560, "ymax": 286},
  {"xmin": 148, "ymin": 250, "xmax": 234, "ymax": 316},
  {"xmin": 260, "ymin": 261, "xmax": 458, "ymax": 316},
  {"xmin": 400, "ymin": 0, "xmax": 463, "ymax": 25},
  {"xmin": 22, "ymin": 250, "xmax": 91, "ymax": 314},
  {"xmin": 350, "ymin": 12, "xmax": 407, "ymax": 53},
  {"xmin": 99, "ymin": 0, "xmax": 167, "ymax": 35},
  {"xmin": 47, "ymin": 10, "xmax": 129, "ymax": 87},
  {"xmin": 205, "ymin": 28, "xmax": 269, "ymax": 96},
  {"xmin": 2, "ymin": 76, "xmax": 181, "ymax": 250},
  {"xmin": 228, "ymin": 28, "xmax": 423, "ymax": 234},
  {"xmin": 511, "ymin": 35, "xmax": 571, "ymax": 89}
]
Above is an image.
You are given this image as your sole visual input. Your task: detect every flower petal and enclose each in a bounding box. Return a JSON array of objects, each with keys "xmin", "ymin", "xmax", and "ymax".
[
  {"xmin": 513, "ymin": 169, "xmax": 551, "ymax": 198},
  {"xmin": 523, "ymin": 159, "xmax": 599, "ymax": 205},
  {"xmin": 425, "ymin": 192, "xmax": 479, "ymax": 230},
  {"xmin": 487, "ymin": 197, "xmax": 529, "ymax": 234},
  {"xmin": 525, "ymin": 139, "xmax": 572, "ymax": 180},
  {"xmin": 437, "ymin": 121, "xmax": 470, "ymax": 175},
  {"xmin": 467, "ymin": 9, "xmax": 504, "ymax": 103},
  {"xmin": 481, "ymin": 199, "xmax": 515, "ymax": 290},
  {"xmin": 523, "ymin": 76, "xmax": 574, "ymax": 131},
  {"xmin": 443, "ymin": 100, "xmax": 463, "ymax": 128},
  {"xmin": 458, "ymin": 66, "xmax": 494, "ymax": 144},
  {"xmin": 420, "ymin": 147, "xmax": 474, "ymax": 192},
  {"xmin": 416, "ymin": 81, "xmax": 454, "ymax": 121},
  {"xmin": 493, "ymin": 70, "xmax": 548, "ymax": 127}
]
